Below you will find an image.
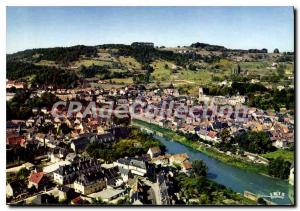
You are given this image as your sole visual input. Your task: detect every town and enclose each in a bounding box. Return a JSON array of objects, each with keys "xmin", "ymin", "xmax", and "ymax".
[{"xmin": 6, "ymin": 39, "xmax": 295, "ymax": 205}]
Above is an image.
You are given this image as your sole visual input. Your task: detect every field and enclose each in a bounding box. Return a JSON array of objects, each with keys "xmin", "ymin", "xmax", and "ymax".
[
  {"xmin": 151, "ymin": 59, "xmax": 234, "ymax": 84},
  {"xmin": 118, "ymin": 56, "xmax": 142, "ymax": 70},
  {"xmin": 262, "ymin": 149, "xmax": 294, "ymax": 163},
  {"xmin": 106, "ymin": 77, "xmax": 134, "ymax": 84},
  {"xmin": 35, "ymin": 60, "xmax": 57, "ymax": 66},
  {"xmin": 151, "ymin": 60, "xmax": 175, "ymax": 81},
  {"xmin": 74, "ymin": 59, "xmax": 112, "ymax": 67}
]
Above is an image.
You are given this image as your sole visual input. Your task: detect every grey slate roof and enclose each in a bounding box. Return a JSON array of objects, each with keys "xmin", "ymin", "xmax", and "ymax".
[{"xmin": 116, "ymin": 157, "xmax": 147, "ymax": 170}]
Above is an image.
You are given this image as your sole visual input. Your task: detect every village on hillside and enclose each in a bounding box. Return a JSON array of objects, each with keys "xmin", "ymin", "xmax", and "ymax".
[{"xmin": 6, "ymin": 40, "xmax": 295, "ymax": 205}]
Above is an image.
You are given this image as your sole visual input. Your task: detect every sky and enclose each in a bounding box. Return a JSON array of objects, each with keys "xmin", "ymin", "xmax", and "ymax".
[{"xmin": 6, "ymin": 6, "xmax": 294, "ymax": 53}]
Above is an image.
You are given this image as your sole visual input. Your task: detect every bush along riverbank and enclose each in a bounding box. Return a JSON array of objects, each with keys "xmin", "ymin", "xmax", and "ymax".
[{"xmin": 131, "ymin": 119, "xmax": 269, "ymax": 176}]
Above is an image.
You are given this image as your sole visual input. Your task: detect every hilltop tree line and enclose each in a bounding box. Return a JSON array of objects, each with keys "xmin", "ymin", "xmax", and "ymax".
[{"xmin": 7, "ymin": 45, "xmax": 97, "ymax": 65}]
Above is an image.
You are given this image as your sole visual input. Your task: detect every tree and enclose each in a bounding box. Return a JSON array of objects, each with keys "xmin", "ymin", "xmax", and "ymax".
[
  {"xmin": 237, "ymin": 131, "xmax": 274, "ymax": 154},
  {"xmin": 257, "ymin": 197, "xmax": 267, "ymax": 205},
  {"xmin": 191, "ymin": 160, "xmax": 208, "ymax": 177},
  {"xmin": 80, "ymin": 64, "xmax": 108, "ymax": 78},
  {"xmin": 220, "ymin": 128, "xmax": 230, "ymax": 141},
  {"xmin": 112, "ymin": 116, "xmax": 130, "ymax": 126},
  {"xmin": 237, "ymin": 64, "xmax": 241, "ymax": 73},
  {"xmin": 268, "ymin": 157, "xmax": 291, "ymax": 179},
  {"xmin": 91, "ymin": 197, "xmax": 107, "ymax": 204},
  {"xmin": 273, "ymin": 48, "xmax": 280, "ymax": 54},
  {"xmin": 16, "ymin": 167, "xmax": 30, "ymax": 180},
  {"xmin": 116, "ymin": 196, "xmax": 131, "ymax": 205},
  {"xmin": 173, "ymin": 162, "xmax": 182, "ymax": 170},
  {"xmin": 273, "ymin": 103, "xmax": 280, "ymax": 113}
]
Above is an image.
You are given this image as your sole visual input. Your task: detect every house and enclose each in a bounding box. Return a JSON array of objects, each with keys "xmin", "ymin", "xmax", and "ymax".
[
  {"xmin": 65, "ymin": 153, "xmax": 81, "ymax": 162},
  {"xmin": 73, "ymin": 171, "xmax": 106, "ymax": 195},
  {"xmin": 157, "ymin": 174, "xmax": 171, "ymax": 205},
  {"xmin": 6, "ymin": 92, "xmax": 15, "ymax": 101},
  {"xmin": 129, "ymin": 178, "xmax": 152, "ymax": 204},
  {"xmin": 109, "ymin": 127, "xmax": 131, "ymax": 139},
  {"xmin": 43, "ymin": 160, "xmax": 71, "ymax": 175},
  {"xmin": 277, "ymin": 85, "xmax": 285, "ymax": 91},
  {"xmin": 207, "ymin": 131, "xmax": 220, "ymax": 142},
  {"xmin": 263, "ymin": 117, "xmax": 273, "ymax": 126},
  {"xmin": 47, "ymin": 147, "xmax": 69, "ymax": 163},
  {"xmin": 6, "ymin": 180, "xmax": 28, "ymax": 198},
  {"xmin": 28, "ymin": 172, "xmax": 48, "ymax": 190},
  {"xmin": 6, "ymin": 134, "xmax": 26, "ymax": 147},
  {"xmin": 197, "ymin": 129, "xmax": 220, "ymax": 143},
  {"xmin": 70, "ymin": 133, "xmax": 115, "ymax": 152},
  {"xmin": 151, "ymin": 155, "xmax": 170, "ymax": 166},
  {"xmin": 243, "ymin": 152, "xmax": 269, "ymax": 165},
  {"xmin": 57, "ymin": 186, "xmax": 74, "ymax": 202},
  {"xmin": 53, "ymin": 158, "xmax": 101, "ymax": 185},
  {"xmin": 182, "ymin": 161, "xmax": 192, "ymax": 173},
  {"xmin": 147, "ymin": 146, "xmax": 161, "ymax": 159},
  {"xmin": 88, "ymin": 188, "xmax": 126, "ymax": 202},
  {"xmin": 71, "ymin": 196, "xmax": 90, "ymax": 205},
  {"xmin": 6, "ymin": 80, "xmax": 25, "ymax": 89},
  {"xmin": 35, "ymin": 133, "xmax": 46, "ymax": 144},
  {"xmin": 118, "ymin": 166, "xmax": 131, "ymax": 183},
  {"xmin": 104, "ymin": 167, "xmax": 123, "ymax": 188},
  {"xmin": 113, "ymin": 157, "xmax": 148, "ymax": 176},
  {"xmin": 272, "ymin": 139, "xmax": 288, "ymax": 149},
  {"xmin": 131, "ymin": 42, "xmax": 154, "ymax": 48},
  {"xmin": 30, "ymin": 193, "xmax": 59, "ymax": 205},
  {"xmin": 22, "ymin": 162, "xmax": 35, "ymax": 171},
  {"xmin": 169, "ymin": 153, "xmax": 189, "ymax": 166}
]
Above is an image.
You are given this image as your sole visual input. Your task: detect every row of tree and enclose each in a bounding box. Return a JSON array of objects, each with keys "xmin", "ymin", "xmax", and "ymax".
[{"xmin": 7, "ymin": 45, "xmax": 98, "ymax": 65}]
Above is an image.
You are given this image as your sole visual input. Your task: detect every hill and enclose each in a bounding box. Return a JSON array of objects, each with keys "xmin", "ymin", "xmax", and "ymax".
[{"xmin": 6, "ymin": 42, "xmax": 294, "ymax": 93}]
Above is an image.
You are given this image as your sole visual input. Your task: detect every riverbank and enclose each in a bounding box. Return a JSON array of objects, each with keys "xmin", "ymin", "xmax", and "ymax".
[{"xmin": 131, "ymin": 119, "xmax": 269, "ymax": 176}]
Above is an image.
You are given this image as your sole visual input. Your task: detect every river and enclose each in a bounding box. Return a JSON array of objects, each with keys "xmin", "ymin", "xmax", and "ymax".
[{"xmin": 154, "ymin": 135, "xmax": 294, "ymax": 205}]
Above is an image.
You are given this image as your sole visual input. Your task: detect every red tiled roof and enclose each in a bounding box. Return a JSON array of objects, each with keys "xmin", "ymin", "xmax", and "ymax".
[
  {"xmin": 171, "ymin": 153, "xmax": 189, "ymax": 162},
  {"xmin": 72, "ymin": 196, "xmax": 82, "ymax": 204},
  {"xmin": 6, "ymin": 135, "xmax": 26, "ymax": 145},
  {"xmin": 149, "ymin": 146, "xmax": 161, "ymax": 154},
  {"xmin": 71, "ymin": 196, "xmax": 89, "ymax": 204},
  {"xmin": 207, "ymin": 131, "xmax": 217, "ymax": 138},
  {"xmin": 182, "ymin": 161, "xmax": 192, "ymax": 170},
  {"xmin": 28, "ymin": 172, "xmax": 45, "ymax": 184}
]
